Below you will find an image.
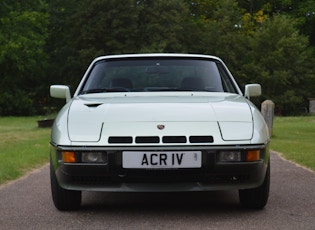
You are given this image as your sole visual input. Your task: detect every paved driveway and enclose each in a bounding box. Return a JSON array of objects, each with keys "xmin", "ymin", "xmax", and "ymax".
[{"xmin": 0, "ymin": 152, "xmax": 314, "ymax": 230}]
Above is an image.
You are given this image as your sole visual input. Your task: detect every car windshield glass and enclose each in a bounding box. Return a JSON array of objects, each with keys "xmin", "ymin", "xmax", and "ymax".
[{"xmin": 79, "ymin": 58, "xmax": 238, "ymax": 94}]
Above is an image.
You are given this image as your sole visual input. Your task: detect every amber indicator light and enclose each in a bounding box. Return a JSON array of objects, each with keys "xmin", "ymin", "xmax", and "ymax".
[
  {"xmin": 62, "ymin": 151, "xmax": 76, "ymax": 163},
  {"xmin": 246, "ymin": 150, "xmax": 260, "ymax": 162}
]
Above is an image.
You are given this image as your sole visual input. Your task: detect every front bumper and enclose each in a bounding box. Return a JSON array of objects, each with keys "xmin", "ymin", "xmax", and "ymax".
[{"xmin": 50, "ymin": 144, "xmax": 269, "ymax": 192}]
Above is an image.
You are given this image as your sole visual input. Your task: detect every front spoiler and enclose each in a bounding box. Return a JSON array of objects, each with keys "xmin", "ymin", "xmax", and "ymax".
[{"xmin": 57, "ymin": 181, "xmax": 266, "ymax": 192}]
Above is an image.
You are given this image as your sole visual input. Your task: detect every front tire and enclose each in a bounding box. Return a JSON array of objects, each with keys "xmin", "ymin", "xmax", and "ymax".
[
  {"xmin": 239, "ymin": 160, "xmax": 270, "ymax": 209},
  {"xmin": 50, "ymin": 159, "xmax": 82, "ymax": 211}
]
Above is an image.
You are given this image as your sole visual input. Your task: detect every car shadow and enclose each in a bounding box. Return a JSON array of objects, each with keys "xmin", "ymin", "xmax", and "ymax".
[{"xmin": 79, "ymin": 190, "xmax": 252, "ymax": 214}]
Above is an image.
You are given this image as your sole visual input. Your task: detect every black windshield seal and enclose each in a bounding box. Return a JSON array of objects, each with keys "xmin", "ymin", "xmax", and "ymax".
[{"xmin": 79, "ymin": 87, "xmax": 130, "ymax": 95}]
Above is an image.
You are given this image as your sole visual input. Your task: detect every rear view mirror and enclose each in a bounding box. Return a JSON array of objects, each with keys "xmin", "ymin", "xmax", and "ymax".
[
  {"xmin": 50, "ymin": 85, "xmax": 71, "ymax": 103},
  {"xmin": 244, "ymin": 84, "xmax": 261, "ymax": 99},
  {"xmin": 145, "ymin": 66, "xmax": 169, "ymax": 74}
]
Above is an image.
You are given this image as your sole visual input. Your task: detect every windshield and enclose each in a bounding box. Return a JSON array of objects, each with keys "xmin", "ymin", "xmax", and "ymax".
[{"xmin": 79, "ymin": 58, "xmax": 238, "ymax": 94}]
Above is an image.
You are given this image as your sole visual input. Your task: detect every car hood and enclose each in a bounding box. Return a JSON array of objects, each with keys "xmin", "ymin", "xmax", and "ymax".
[{"xmin": 67, "ymin": 93, "xmax": 253, "ymax": 142}]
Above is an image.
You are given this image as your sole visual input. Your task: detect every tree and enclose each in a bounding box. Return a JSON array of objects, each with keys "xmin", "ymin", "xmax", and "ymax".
[
  {"xmin": 137, "ymin": 0, "xmax": 190, "ymax": 53},
  {"xmin": 71, "ymin": 0, "xmax": 140, "ymax": 57},
  {"xmin": 238, "ymin": 0, "xmax": 315, "ymax": 46},
  {"xmin": 241, "ymin": 15, "xmax": 314, "ymax": 114},
  {"xmin": 48, "ymin": 0, "xmax": 142, "ymax": 90},
  {"xmin": 1, "ymin": 0, "xmax": 314, "ymax": 115},
  {"xmin": 185, "ymin": 0, "xmax": 248, "ymax": 81},
  {"xmin": 50, "ymin": 0, "xmax": 191, "ymax": 91},
  {"xmin": 45, "ymin": 0, "xmax": 79, "ymax": 89},
  {"xmin": 0, "ymin": 1, "xmax": 49, "ymax": 115}
]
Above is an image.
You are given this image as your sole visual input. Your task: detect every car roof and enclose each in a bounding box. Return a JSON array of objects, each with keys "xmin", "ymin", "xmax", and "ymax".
[{"xmin": 93, "ymin": 53, "xmax": 222, "ymax": 62}]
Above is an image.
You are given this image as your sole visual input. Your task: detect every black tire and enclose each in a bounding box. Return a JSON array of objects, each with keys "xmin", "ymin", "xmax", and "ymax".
[
  {"xmin": 50, "ymin": 159, "xmax": 82, "ymax": 211},
  {"xmin": 239, "ymin": 160, "xmax": 270, "ymax": 209}
]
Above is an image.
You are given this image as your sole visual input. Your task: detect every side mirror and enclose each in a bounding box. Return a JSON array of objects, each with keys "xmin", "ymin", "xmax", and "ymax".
[
  {"xmin": 50, "ymin": 85, "xmax": 71, "ymax": 103},
  {"xmin": 244, "ymin": 84, "xmax": 261, "ymax": 99}
]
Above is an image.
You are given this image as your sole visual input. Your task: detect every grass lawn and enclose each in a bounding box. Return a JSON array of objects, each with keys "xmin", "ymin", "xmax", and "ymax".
[
  {"xmin": 270, "ymin": 116, "xmax": 315, "ymax": 171},
  {"xmin": 0, "ymin": 115, "xmax": 314, "ymax": 186},
  {"xmin": 0, "ymin": 117, "xmax": 50, "ymax": 185}
]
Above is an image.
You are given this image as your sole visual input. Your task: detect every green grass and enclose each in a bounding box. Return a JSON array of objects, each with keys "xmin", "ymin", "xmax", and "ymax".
[
  {"xmin": 270, "ymin": 116, "xmax": 315, "ymax": 171},
  {"xmin": 0, "ymin": 117, "xmax": 51, "ymax": 185}
]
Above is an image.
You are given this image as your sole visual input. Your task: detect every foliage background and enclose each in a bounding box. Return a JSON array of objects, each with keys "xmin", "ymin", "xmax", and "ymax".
[{"xmin": 1, "ymin": 0, "xmax": 315, "ymax": 115}]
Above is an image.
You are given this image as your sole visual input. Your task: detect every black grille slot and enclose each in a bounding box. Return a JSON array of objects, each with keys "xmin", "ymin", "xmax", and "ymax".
[
  {"xmin": 108, "ymin": 136, "xmax": 132, "ymax": 144},
  {"xmin": 136, "ymin": 136, "xmax": 160, "ymax": 143},
  {"xmin": 189, "ymin": 136, "xmax": 214, "ymax": 143},
  {"xmin": 162, "ymin": 136, "xmax": 187, "ymax": 143}
]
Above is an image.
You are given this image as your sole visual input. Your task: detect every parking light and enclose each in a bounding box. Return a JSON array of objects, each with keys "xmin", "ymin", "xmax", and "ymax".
[{"xmin": 62, "ymin": 151, "xmax": 76, "ymax": 163}]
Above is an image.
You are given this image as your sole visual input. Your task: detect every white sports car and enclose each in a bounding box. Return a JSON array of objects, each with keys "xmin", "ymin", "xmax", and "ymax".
[{"xmin": 50, "ymin": 53, "xmax": 270, "ymax": 210}]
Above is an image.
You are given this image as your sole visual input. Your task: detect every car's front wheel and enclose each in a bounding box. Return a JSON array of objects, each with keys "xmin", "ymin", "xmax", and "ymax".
[
  {"xmin": 239, "ymin": 160, "xmax": 270, "ymax": 209},
  {"xmin": 50, "ymin": 159, "xmax": 82, "ymax": 211}
]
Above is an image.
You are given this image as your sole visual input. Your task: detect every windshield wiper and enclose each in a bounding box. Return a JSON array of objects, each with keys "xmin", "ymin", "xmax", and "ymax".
[
  {"xmin": 143, "ymin": 87, "xmax": 202, "ymax": 92},
  {"xmin": 80, "ymin": 88, "xmax": 106, "ymax": 94},
  {"xmin": 159, "ymin": 88, "xmax": 208, "ymax": 92},
  {"xmin": 80, "ymin": 88, "xmax": 129, "ymax": 95}
]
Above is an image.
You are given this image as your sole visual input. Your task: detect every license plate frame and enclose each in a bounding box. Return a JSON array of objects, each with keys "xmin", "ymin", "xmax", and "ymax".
[{"xmin": 122, "ymin": 151, "xmax": 202, "ymax": 169}]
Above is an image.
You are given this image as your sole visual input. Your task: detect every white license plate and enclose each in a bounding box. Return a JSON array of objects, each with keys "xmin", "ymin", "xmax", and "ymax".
[{"xmin": 122, "ymin": 151, "xmax": 202, "ymax": 169}]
